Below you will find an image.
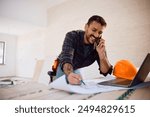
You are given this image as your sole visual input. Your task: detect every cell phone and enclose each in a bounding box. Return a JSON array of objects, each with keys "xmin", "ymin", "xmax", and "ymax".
[
  {"xmin": 94, "ymin": 36, "xmax": 102, "ymax": 49},
  {"xmin": 95, "ymin": 36, "xmax": 102, "ymax": 46}
]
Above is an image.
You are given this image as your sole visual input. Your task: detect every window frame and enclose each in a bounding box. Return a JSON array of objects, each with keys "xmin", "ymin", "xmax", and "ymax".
[{"xmin": 0, "ymin": 41, "xmax": 5, "ymax": 65}]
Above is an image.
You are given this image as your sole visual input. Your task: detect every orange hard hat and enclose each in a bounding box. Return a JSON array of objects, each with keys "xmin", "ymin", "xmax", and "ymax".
[{"xmin": 113, "ymin": 60, "xmax": 137, "ymax": 80}]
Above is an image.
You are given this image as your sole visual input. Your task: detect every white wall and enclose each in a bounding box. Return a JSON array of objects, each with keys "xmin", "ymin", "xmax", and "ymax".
[
  {"xmin": 0, "ymin": 33, "xmax": 17, "ymax": 77},
  {"xmin": 0, "ymin": 16, "xmax": 42, "ymax": 36},
  {"xmin": 16, "ymin": 0, "xmax": 150, "ymax": 82},
  {"xmin": 16, "ymin": 29, "xmax": 46, "ymax": 78}
]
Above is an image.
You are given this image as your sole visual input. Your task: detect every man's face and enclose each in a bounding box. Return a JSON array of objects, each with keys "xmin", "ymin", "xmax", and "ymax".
[{"xmin": 84, "ymin": 21, "xmax": 105, "ymax": 44}]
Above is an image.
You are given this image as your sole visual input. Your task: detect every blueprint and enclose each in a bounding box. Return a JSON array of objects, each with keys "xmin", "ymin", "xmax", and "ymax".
[{"xmin": 49, "ymin": 75, "xmax": 127, "ymax": 94}]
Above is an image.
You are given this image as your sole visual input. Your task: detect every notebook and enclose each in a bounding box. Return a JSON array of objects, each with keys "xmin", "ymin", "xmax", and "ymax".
[{"xmin": 98, "ymin": 53, "xmax": 150, "ymax": 87}]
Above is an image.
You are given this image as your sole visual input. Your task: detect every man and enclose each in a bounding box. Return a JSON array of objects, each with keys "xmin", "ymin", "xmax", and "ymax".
[{"xmin": 56, "ymin": 15, "xmax": 112, "ymax": 85}]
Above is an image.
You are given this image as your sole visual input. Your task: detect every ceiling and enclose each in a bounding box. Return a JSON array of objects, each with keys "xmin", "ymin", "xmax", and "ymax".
[{"xmin": 0, "ymin": 0, "xmax": 69, "ymax": 35}]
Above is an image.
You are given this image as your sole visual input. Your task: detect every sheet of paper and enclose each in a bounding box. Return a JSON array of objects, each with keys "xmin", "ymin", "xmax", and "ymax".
[
  {"xmin": 49, "ymin": 74, "xmax": 150, "ymax": 94},
  {"xmin": 49, "ymin": 75, "xmax": 127, "ymax": 94}
]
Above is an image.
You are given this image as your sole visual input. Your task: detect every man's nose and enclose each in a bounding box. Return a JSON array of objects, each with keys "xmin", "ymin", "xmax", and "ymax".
[{"xmin": 93, "ymin": 33, "xmax": 99, "ymax": 39}]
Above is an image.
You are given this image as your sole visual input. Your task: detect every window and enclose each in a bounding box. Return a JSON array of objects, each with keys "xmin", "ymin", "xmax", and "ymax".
[{"xmin": 0, "ymin": 41, "xmax": 5, "ymax": 64}]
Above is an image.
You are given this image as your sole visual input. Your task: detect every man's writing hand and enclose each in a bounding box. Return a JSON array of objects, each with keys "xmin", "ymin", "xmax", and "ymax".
[
  {"xmin": 63, "ymin": 63, "xmax": 82, "ymax": 85},
  {"xmin": 67, "ymin": 72, "xmax": 82, "ymax": 85}
]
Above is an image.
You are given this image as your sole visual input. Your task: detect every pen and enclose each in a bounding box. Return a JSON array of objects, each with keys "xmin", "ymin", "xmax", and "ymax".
[{"xmin": 80, "ymin": 79, "xmax": 86, "ymax": 85}]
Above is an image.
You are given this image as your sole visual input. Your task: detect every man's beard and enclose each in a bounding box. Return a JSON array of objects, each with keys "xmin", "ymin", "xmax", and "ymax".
[{"xmin": 87, "ymin": 35, "xmax": 100, "ymax": 44}]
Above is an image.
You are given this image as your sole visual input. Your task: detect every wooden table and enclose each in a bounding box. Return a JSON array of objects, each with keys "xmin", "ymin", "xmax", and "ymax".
[{"xmin": 0, "ymin": 78, "xmax": 150, "ymax": 100}]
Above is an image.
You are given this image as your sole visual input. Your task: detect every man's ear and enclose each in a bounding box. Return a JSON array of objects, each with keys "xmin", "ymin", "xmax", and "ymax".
[{"xmin": 84, "ymin": 24, "xmax": 88, "ymax": 30}]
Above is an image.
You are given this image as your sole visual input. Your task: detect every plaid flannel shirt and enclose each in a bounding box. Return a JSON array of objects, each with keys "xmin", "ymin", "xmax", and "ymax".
[{"xmin": 58, "ymin": 30, "xmax": 112, "ymax": 76}]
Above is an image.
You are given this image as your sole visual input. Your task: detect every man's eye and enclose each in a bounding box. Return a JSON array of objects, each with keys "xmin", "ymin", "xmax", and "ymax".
[
  {"xmin": 92, "ymin": 29, "xmax": 96, "ymax": 32},
  {"xmin": 98, "ymin": 32, "xmax": 103, "ymax": 35}
]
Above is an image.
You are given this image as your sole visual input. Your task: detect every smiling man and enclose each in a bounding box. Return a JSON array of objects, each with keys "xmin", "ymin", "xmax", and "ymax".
[{"xmin": 56, "ymin": 15, "xmax": 113, "ymax": 85}]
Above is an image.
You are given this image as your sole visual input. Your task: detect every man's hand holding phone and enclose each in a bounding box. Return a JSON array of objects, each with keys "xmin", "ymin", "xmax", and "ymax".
[{"xmin": 95, "ymin": 37, "xmax": 106, "ymax": 59}]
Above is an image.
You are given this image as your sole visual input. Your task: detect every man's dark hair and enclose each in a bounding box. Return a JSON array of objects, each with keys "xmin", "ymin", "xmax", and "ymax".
[{"xmin": 87, "ymin": 15, "xmax": 107, "ymax": 27}]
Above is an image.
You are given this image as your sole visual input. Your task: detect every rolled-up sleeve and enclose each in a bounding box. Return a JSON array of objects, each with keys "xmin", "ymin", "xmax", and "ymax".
[
  {"xmin": 96, "ymin": 54, "xmax": 113, "ymax": 76},
  {"xmin": 99, "ymin": 65, "xmax": 113, "ymax": 76},
  {"xmin": 58, "ymin": 32, "xmax": 76, "ymax": 70}
]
